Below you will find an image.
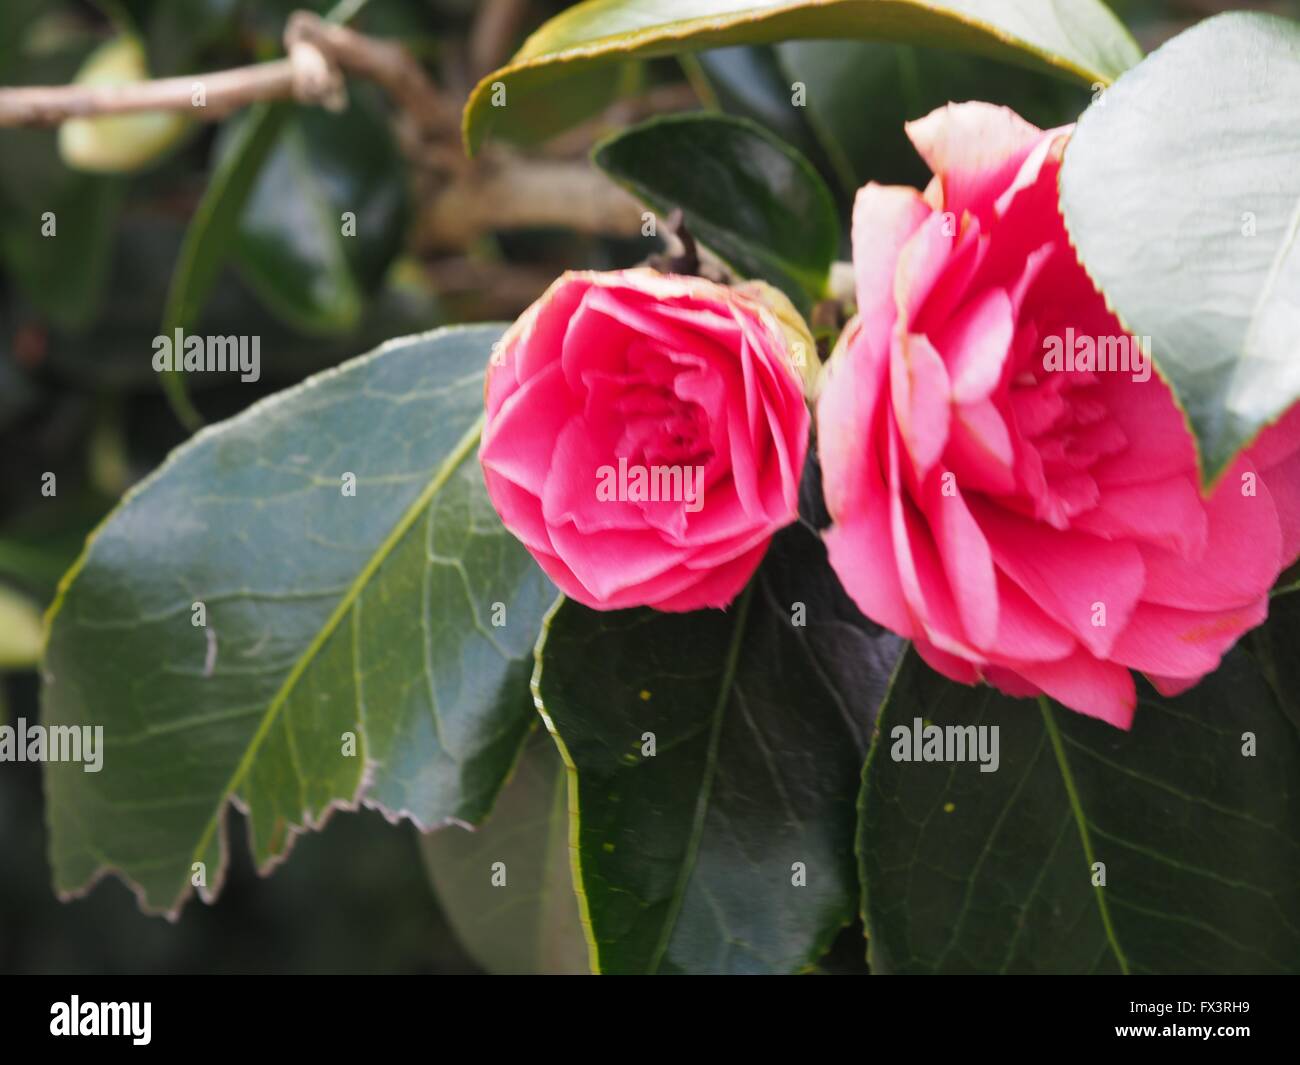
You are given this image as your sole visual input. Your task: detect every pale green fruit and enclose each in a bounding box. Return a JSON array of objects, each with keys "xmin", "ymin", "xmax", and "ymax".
[
  {"xmin": 0, "ymin": 585, "xmax": 44, "ymax": 669},
  {"xmin": 58, "ymin": 35, "xmax": 189, "ymax": 174}
]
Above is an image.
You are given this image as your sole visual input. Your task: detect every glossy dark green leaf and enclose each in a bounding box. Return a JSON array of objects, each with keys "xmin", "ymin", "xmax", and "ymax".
[
  {"xmin": 694, "ymin": 40, "xmax": 1090, "ymax": 202},
  {"xmin": 161, "ymin": 103, "xmax": 287, "ymax": 336},
  {"xmin": 773, "ymin": 38, "xmax": 1091, "ymax": 192},
  {"xmin": 464, "ymin": 0, "xmax": 1142, "ymax": 152},
  {"xmin": 43, "ymin": 325, "xmax": 555, "ymax": 916},
  {"xmin": 421, "ymin": 729, "xmax": 588, "ymax": 975},
  {"xmin": 1275, "ymin": 563, "xmax": 1300, "ymax": 601},
  {"xmin": 773, "ymin": 40, "xmax": 881, "ymax": 196},
  {"xmin": 594, "ymin": 113, "xmax": 838, "ymax": 308},
  {"xmin": 159, "ymin": 101, "xmax": 289, "ymax": 426},
  {"xmin": 478, "ymin": 61, "xmax": 631, "ymax": 152},
  {"xmin": 1060, "ymin": 13, "xmax": 1300, "ymax": 484},
  {"xmin": 1250, "ymin": 592, "xmax": 1300, "ymax": 737},
  {"xmin": 860, "ymin": 646, "xmax": 1300, "ymax": 973},
  {"xmin": 690, "ymin": 46, "xmax": 836, "ymax": 189},
  {"xmin": 534, "ymin": 524, "xmax": 902, "ymax": 974},
  {"xmin": 230, "ymin": 91, "xmax": 408, "ymax": 335}
]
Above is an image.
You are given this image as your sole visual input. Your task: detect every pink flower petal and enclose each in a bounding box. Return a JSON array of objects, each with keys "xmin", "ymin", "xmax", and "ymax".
[
  {"xmin": 1109, "ymin": 598, "xmax": 1268, "ymax": 680},
  {"xmin": 920, "ymin": 469, "xmax": 999, "ymax": 650},
  {"xmin": 851, "ymin": 183, "xmax": 931, "ymax": 343},
  {"xmin": 480, "ymin": 362, "xmax": 575, "ymax": 495},
  {"xmin": 817, "ymin": 317, "xmax": 888, "ymax": 519},
  {"xmin": 905, "ymin": 103, "xmax": 1047, "ymax": 223},
  {"xmin": 890, "ymin": 332, "xmax": 952, "ymax": 476},
  {"xmin": 1138, "ymin": 457, "xmax": 1281, "ymax": 610},
  {"xmin": 935, "ymin": 286, "xmax": 1014, "ymax": 404},
  {"xmin": 1071, "ymin": 476, "xmax": 1208, "ymax": 559},
  {"xmin": 972, "ymin": 499, "xmax": 1144, "ymax": 658},
  {"xmin": 1009, "ymin": 650, "xmax": 1136, "ymax": 730}
]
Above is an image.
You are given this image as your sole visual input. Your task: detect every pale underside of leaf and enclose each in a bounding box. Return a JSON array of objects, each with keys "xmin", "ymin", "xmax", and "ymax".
[
  {"xmin": 464, "ymin": 0, "xmax": 1143, "ymax": 151},
  {"xmin": 1060, "ymin": 12, "xmax": 1300, "ymax": 484}
]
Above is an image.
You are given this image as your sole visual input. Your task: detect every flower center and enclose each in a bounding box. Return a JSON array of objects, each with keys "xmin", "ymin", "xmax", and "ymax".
[
  {"xmin": 1009, "ymin": 365, "xmax": 1127, "ymax": 529},
  {"xmin": 614, "ymin": 380, "xmax": 712, "ymax": 469}
]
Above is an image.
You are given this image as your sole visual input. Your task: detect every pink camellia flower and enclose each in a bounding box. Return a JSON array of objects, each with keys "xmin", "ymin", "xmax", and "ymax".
[
  {"xmin": 481, "ymin": 269, "xmax": 812, "ymax": 612},
  {"xmin": 817, "ymin": 102, "xmax": 1300, "ymax": 728}
]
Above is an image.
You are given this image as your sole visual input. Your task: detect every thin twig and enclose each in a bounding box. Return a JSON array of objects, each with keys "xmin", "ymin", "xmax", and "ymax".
[
  {"xmin": 0, "ymin": 61, "xmax": 300, "ymax": 125},
  {"xmin": 0, "ymin": 8, "xmax": 703, "ymax": 257},
  {"xmin": 417, "ymin": 151, "xmax": 645, "ymax": 250},
  {"xmin": 469, "ymin": 0, "xmax": 533, "ymax": 79},
  {"xmin": 0, "ymin": 11, "xmax": 454, "ymax": 132}
]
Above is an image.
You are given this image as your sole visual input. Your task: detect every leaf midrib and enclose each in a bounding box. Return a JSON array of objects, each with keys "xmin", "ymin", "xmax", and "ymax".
[
  {"xmin": 188, "ymin": 413, "xmax": 485, "ymax": 868},
  {"xmin": 1038, "ymin": 696, "xmax": 1131, "ymax": 974},
  {"xmin": 645, "ymin": 581, "xmax": 756, "ymax": 974}
]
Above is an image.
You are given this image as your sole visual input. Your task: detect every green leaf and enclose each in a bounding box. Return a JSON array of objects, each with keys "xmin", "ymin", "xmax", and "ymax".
[
  {"xmin": 772, "ymin": 39, "xmax": 1091, "ymax": 193},
  {"xmin": 690, "ymin": 46, "xmax": 837, "ymax": 190},
  {"xmin": 1060, "ymin": 12, "xmax": 1300, "ymax": 485},
  {"xmin": 161, "ymin": 103, "xmax": 288, "ymax": 335},
  {"xmin": 229, "ymin": 92, "xmax": 408, "ymax": 335},
  {"xmin": 534, "ymin": 524, "xmax": 902, "ymax": 974},
  {"xmin": 159, "ymin": 101, "xmax": 289, "ymax": 427},
  {"xmin": 860, "ymin": 646, "xmax": 1300, "ymax": 973},
  {"xmin": 463, "ymin": 0, "xmax": 1142, "ymax": 152},
  {"xmin": 594, "ymin": 113, "xmax": 838, "ymax": 309},
  {"xmin": 1250, "ymin": 592, "xmax": 1300, "ymax": 737},
  {"xmin": 43, "ymin": 325, "xmax": 555, "ymax": 917},
  {"xmin": 421, "ymin": 729, "xmax": 589, "ymax": 975},
  {"xmin": 1274, "ymin": 562, "xmax": 1300, "ymax": 600},
  {"xmin": 773, "ymin": 40, "xmax": 884, "ymax": 196}
]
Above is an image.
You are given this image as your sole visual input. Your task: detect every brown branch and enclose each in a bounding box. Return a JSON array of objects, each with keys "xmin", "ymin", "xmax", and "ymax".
[
  {"xmin": 285, "ymin": 12, "xmax": 457, "ymax": 135},
  {"xmin": 0, "ymin": 7, "xmax": 700, "ymax": 254},
  {"xmin": 418, "ymin": 152, "xmax": 646, "ymax": 250},
  {"xmin": 422, "ymin": 256, "xmax": 559, "ymax": 318},
  {"xmin": 0, "ymin": 11, "xmax": 454, "ymax": 132},
  {"xmin": 469, "ymin": 0, "xmax": 533, "ymax": 79},
  {"xmin": 0, "ymin": 60, "xmax": 299, "ymax": 125}
]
